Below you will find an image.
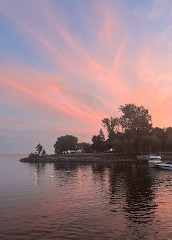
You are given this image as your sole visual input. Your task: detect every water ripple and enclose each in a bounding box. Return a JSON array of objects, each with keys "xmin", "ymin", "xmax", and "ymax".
[{"xmin": 0, "ymin": 158, "xmax": 172, "ymax": 240}]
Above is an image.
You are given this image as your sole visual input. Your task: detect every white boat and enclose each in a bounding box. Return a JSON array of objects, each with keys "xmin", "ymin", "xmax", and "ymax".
[
  {"xmin": 148, "ymin": 155, "xmax": 162, "ymax": 168},
  {"xmin": 137, "ymin": 154, "xmax": 162, "ymax": 161},
  {"xmin": 156, "ymin": 162, "xmax": 172, "ymax": 170}
]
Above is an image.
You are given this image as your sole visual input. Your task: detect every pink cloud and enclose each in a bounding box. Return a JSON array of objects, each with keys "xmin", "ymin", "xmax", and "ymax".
[
  {"xmin": 0, "ymin": 0, "xmax": 131, "ymax": 106},
  {"xmin": 1, "ymin": 0, "xmax": 172, "ymax": 146},
  {"xmin": 0, "ymin": 64, "xmax": 107, "ymax": 127}
]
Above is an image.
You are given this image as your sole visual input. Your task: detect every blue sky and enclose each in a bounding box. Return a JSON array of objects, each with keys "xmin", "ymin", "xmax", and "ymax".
[{"xmin": 1, "ymin": 0, "xmax": 172, "ymax": 153}]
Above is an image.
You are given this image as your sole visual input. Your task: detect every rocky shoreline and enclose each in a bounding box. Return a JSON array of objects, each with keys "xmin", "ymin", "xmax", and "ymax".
[{"xmin": 20, "ymin": 153, "xmax": 137, "ymax": 163}]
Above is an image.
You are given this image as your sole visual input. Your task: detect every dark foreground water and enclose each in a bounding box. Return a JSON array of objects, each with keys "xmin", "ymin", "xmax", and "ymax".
[{"xmin": 0, "ymin": 155, "xmax": 172, "ymax": 240}]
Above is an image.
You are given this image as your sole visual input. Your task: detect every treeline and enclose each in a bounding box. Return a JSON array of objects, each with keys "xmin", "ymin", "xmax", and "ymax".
[
  {"xmin": 92, "ymin": 104, "xmax": 172, "ymax": 154},
  {"xmin": 32, "ymin": 104, "xmax": 172, "ymax": 156}
]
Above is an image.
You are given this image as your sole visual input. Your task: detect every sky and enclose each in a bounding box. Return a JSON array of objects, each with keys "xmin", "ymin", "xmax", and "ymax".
[{"xmin": 1, "ymin": 0, "xmax": 172, "ymax": 153}]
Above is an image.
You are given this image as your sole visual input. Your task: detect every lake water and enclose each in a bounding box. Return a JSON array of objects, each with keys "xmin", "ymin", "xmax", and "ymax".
[{"xmin": 0, "ymin": 154, "xmax": 172, "ymax": 240}]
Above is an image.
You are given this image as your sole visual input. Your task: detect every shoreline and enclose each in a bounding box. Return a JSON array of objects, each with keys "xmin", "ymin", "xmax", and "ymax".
[{"xmin": 20, "ymin": 153, "xmax": 138, "ymax": 163}]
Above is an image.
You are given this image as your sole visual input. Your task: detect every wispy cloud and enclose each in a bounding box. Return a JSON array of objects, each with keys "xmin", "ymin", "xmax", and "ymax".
[{"xmin": 1, "ymin": 0, "xmax": 172, "ymax": 152}]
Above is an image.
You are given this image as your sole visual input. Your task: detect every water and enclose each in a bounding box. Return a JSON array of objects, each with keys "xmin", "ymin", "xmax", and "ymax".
[{"xmin": 0, "ymin": 155, "xmax": 172, "ymax": 240}]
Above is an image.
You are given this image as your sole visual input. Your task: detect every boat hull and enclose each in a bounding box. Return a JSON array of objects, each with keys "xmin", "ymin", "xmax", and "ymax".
[{"xmin": 157, "ymin": 163, "xmax": 172, "ymax": 170}]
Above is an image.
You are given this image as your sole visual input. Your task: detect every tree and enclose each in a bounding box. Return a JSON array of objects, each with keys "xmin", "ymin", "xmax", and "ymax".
[
  {"xmin": 150, "ymin": 136, "xmax": 161, "ymax": 153},
  {"xmin": 151, "ymin": 127, "xmax": 164, "ymax": 137},
  {"xmin": 165, "ymin": 134, "xmax": 172, "ymax": 151},
  {"xmin": 54, "ymin": 135, "xmax": 78, "ymax": 154},
  {"xmin": 99, "ymin": 128, "xmax": 105, "ymax": 141},
  {"xmin": 81, "ymin": 142, "xmax": 93, "ymax": 153},
  {"xmin": 139, "ymin": 135, "xmax": 161, "ymax": 153},
  {"xmin": 151, "ymin": 127, "xmax": 166, "ymax": 151},
  {"xmin": 42, "ymin": 149, "xmax": 47, "ymax": 156},
  {"xmin": 166, "ymin": 127, "xmax": 172, "ymax": 134},
  {"xmin": 102, "ymin": 117, "xmax": 119, "ymax": 143},
  {"xmin": 92, "ymin": 130, "xmax": 106, "ymax": 152},
  {"xmin": 111, "ymin": 138, "xmax": 134, "ymax": 155},
  {"xmin": 140, "ymin": 136, "xmax": 152, "ymax": 152},
  {"xmin": 111, "ymin": 138, "xmax": 125, "ymax": 155},
  {"xmin": 35, "ymin": 143, "xmax": 43, "ymax": 155},
  {"xmin": 119, "ymin": 104, "xmax": 152, "ymax": 138}
]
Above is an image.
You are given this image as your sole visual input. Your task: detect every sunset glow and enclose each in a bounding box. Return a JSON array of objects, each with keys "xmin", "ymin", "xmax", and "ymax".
[{"xmin": 1, "ymin": 0, "xmax": 172, "ymax": 153}]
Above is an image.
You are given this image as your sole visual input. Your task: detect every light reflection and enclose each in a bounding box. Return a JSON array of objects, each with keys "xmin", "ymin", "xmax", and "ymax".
[
  {"xmin": 77, "ymin": 168, "xmax": 83, "ymax": 188},
  {"xmin": 34, "ymin": 167, "xmax": 38, "ymax": 187}
]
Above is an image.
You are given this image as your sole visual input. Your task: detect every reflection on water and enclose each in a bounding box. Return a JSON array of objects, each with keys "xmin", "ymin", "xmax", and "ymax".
[
  {"xmin": 34, "ymin": 167, "xmax": 38, "ymax": 187},
  {"xmin": 0, "ymin": 155, "xmax": 172, "ymax": 240}
]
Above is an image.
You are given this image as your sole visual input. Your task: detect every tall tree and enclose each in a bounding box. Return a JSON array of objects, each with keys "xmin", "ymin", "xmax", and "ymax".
[
  {"xmin": 102, "ymin": 117, "xmax": 119, "ymax": 142},
  {"xmin": 119, "ymin": 104, "xmax": 152, "ymax": 138}
]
